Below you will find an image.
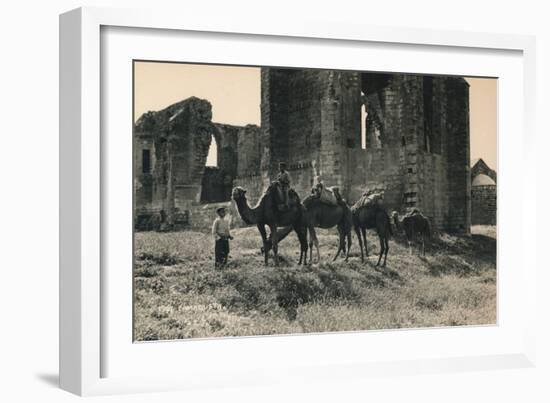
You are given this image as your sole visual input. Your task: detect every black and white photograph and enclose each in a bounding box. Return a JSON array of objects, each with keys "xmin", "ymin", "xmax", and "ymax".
[{"xmin": 132, "ymin": 61, "xmax": 498, "ymax": 341}]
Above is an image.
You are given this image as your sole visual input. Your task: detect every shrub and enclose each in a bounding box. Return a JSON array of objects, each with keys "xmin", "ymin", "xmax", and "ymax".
[{"xmin": 137, "ymin": 251, "xmax": 179, "ymax": 266}]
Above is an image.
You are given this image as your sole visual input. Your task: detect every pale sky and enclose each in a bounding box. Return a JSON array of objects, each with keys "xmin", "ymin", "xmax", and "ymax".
[{"xmin": 134, "ymin": 62, "xmax": 497, "ymax": 170}]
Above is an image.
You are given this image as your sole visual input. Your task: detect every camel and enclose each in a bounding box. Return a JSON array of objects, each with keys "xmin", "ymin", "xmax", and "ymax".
[
  {"xmin": 351, "ymin": 203, "xmax": 393, "ymax": 267},
  {"xmin": 232, "ymin": 184, "xmax": 308, "ymax": 266},
  {"xmin": 391, "ymin": 210, "xmax": 431, "ymax": 256},
  {"xmin": 302, "ymin": 194, "xmax": 353, "ymax": 264}
]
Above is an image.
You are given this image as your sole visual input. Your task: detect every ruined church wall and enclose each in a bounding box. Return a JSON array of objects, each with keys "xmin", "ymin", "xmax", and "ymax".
[
  {"xmin": 415, "ymin": 77, "xmax": 450, "ymax": 231},
  {"xmin": 346, "ymin": 74, "xmax": 470, "ymax": 233},
  {"xmin": 348, "ymin": 75, "xmax": 423, "ymax": 212},
  {"xmin": 134, "ymin": 71, "xmax": 471, "ymax": 233},
  {"xmin": 213, "ymin": 123, "xmax": 239, "ymax": 178},
  {"xmin": 259, "ymin": 69, "xmax": 325, "ymax": 199},
  {"xmin": 285, "ymin": 70, "xmax": 324, "ymax": 169},
  {"xmin": 262, "ymin": 69, "xmax": 364, "ymax": 200},
  {"xmin": 134, "ymin": 134, "xmax": 156, "ymax": 213},
  {"xmin": 347, "ymin": 147, "xmax": 406, "ymax": 211},
  {"xmin": 471, "ymin": 185, "xmax": 496, "ymax": 225},
  {"xmin": 236, "ymin": 125, "xmax": 262, "ymax": 177},
  {"xmin": 320, "ymin": 71, "xmax": 361, "ymax": 198},
  {"xmin": 442, "ymin": 78, "xmax": 471, "ymax": 232}
]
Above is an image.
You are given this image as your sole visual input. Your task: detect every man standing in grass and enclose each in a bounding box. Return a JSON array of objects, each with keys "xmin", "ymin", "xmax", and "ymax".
[{"xmin": 212, "ymin": 206, "xmax": 233, "ymax": 268}]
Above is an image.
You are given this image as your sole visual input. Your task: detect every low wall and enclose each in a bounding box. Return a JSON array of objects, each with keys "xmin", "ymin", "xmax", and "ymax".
[{"xmin": 471, "ymin": 185, "xmax": 496, "ymax": 225}]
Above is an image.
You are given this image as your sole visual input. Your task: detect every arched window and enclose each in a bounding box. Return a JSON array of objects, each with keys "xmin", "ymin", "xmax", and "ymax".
[
  {"xmin": 360, "ymin": 92, "xmax": 367, "ymax": 150},
  {"xmin": 205, "ymin": 135, "xmax": 218, "ymax": 167}
]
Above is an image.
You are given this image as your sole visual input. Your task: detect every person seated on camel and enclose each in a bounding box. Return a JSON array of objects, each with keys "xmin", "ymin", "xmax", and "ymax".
[{"xmin": 277, "ymin": 162, "xmax": 291, "ymax": 210}]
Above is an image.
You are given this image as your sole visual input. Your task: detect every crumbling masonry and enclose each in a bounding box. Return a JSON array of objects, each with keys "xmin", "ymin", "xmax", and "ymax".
[
  {"xmin": 470, "ymin": 158, "xmax": 497, "ymax": 225},
  {"xmin": 134, "ymin": 69, "xmax": 471, "ymax": 232}
]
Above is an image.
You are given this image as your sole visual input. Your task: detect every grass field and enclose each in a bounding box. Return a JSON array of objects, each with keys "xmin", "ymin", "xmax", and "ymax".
[{"xmin": 134, "ymin": 225, "xmax": 497, "ymax": 341}]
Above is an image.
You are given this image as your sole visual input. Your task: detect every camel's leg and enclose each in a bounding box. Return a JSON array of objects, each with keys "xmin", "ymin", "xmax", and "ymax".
[
  {"xmin": 361, "ymin": 227, "xmax": 369, "ymax": 258},
  {"xmin": 308, "ymin": 226, "xmax": 314, "ymax": 264},
  {"xmin": 346, "ymin": 234, "xmax": 353, "ymax": 261},
  {"xmin": 355, "ymin": 227, "xmax": 364, "ymax": 263},
  {"xmin": 308, "ymin": 226, "xmax": 320, "ymax": 263},
  {"xmin": 345, "ymin": 232, "xmax": 352, "ymax": 262},
  {"xmin": 257, "ymin": 224, "xmax": 269, "ymax": 266},
  {"xmin": 296, "ymin": 227, "xmax": 308, "ymax": 266},
  {"xmin": 269, "ymin": 224, "xmax": 279, "ymax": 267},
  {"xmin": 333, "ymin": 231, "xmax": 344, "ymax": 261},
  {"xmin": 383, "ymin": 236, "xmax": 389, "ymax": 267},
  {"xmin": 298, "ymin": 232, "xmax": 303, "ymax": 265},
  {"xmin": 333, "ymin": 245, "xmax": 342, "ymax": 261},
  {"xmin": 376, "ymin": 234, "xmax": 385, "ymax": 266}
]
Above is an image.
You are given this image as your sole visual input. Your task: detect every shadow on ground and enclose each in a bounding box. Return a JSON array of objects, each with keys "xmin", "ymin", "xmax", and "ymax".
[{"xmin": 35, "ymin": 373, "xmax": 59, "ymax": 388}]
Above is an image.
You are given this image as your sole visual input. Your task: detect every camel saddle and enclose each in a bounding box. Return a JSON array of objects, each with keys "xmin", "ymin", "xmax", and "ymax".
[
  {"xmin": 316, "ymin": 186, "xmax": 342, "ymax": 206},
  {"xmin": 355, "ymin": 191, "xmax": 384, "ymax": 209}
]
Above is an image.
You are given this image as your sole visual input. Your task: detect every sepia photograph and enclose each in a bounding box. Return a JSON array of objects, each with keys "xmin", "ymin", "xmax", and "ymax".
[{"xmin": 132, "ymin": 61, "xmax": 497, "ymax": 341}]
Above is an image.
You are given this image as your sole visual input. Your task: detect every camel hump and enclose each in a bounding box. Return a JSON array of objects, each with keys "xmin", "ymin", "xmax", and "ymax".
[
  {"xmin": 406, "ymin": 208, "xmax": 422, "ymax": 217},
  {"xmin": 288, "ymin": 188, "xmax": 300, "ymax": 200}
]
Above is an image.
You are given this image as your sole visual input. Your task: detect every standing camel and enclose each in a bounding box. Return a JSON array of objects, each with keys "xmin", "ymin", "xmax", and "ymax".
[
  {"xmin": 351, "ymin": 203, "xmax": 393, "ymax": 267},
  {"xmin": 232, "ymin": 184, "xmax": 308, "ymax": 266},
  {"xmin": 391, "ymin": 210, "xmax": 431, "ymax": 256},
  {"xmin": 302, "ymin": 194, "xmax": 353, "ymax": 264}
]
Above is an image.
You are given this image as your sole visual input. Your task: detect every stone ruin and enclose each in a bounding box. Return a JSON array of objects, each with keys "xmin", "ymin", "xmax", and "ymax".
[
  {"xmin": 470, "ymin": 158, "xmax": 497, "ymax": 225},
  {"xmin": 134, "ymin": 68, "xmax": 472, "ymax": 233},
  {"xmin": 133, "ymin": 97, "xmax": 260, "ymax": 230}
]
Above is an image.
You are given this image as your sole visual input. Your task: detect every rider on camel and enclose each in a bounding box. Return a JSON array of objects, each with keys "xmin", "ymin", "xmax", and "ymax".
[{"xmin": 277, "ymin": 162, "xmax": 291, "ymax": 210}]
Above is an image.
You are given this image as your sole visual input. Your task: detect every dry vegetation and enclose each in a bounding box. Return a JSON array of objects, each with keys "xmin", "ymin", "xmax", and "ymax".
[{"xmin": 134, "ymin": 225, "xmax": 496, "ymax": 341}]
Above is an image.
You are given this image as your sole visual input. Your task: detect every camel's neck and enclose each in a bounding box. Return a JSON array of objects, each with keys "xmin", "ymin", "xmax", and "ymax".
[{"xmin": 234, "ymin": 197, "xmax": 258, "ymax": 225}]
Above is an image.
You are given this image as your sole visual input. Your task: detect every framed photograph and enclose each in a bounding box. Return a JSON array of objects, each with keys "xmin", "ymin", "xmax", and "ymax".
[{"xmin": 60, "ymin": 7, "xmax": 537, "ymax": 396}]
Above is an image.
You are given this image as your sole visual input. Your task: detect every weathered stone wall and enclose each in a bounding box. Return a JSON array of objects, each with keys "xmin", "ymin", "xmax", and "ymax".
[
  {"xmin": 134, "ymin": 97, "xmax": 216, "ymax": 228},
  {"xmin": 200, "ymin": 123, "xmax": 252, "ymax": 203},
  {"xmin": 354, "ymin": 74, "xmax": 425, "ymax": 212},
  {"xmin": 321, "ymin": 71, "xmax": 362, "ymax": 197},
  {"xmin": 135, "ymin": 69, "xmax": 471, "ymax": 234},
  {"xmin": 134, "ymin": 97, "xmax": 260, "ymax": 230},
  {"xmin": 255, "ymin": 69, "xmax": 471, "ymax": 232},
  {"xmin": 443, "ymin": 78, "xmax": 471, "ymax": 232},
  {"xmin": 213, "ymin": 123, "xmax": 238, "ymax": 177},
  {"xmin": 260, "ymin": 69, "xmax": 362, "ymax": 199},
  {"xmin": 187, "ymin": 201, "xmax": 243, "ymax": 231},
  {"xmin": 200, "ymin": 167, "xmax": 227, "ymax": 203},
  {"xmin": 259, "ymin": 69, "xmax": 322, "ymax": 196},
  {"xmin": 344, "ymin": 73, "xmax": 470, "ymax": 232},
  {"xmin": 134, "ymin": 134, "xmax": 156, "ymax": 214},
  {"xmin": 471, "ymin": 185, "xmax": 497, "ymax": 225},
  {"xmin": 236, "ymin": 125, "xmax": 262, "ymax": 177}
]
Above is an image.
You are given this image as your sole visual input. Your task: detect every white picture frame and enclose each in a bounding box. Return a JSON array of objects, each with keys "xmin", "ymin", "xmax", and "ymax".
[{"xmin": 59, "ymin": 6, "xmax": 537, "ymax": 396}]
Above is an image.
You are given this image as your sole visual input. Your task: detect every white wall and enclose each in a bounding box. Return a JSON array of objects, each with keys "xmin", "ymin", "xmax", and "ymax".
[{"xmin": 1, "ymin": 1, "xmax": 548, "ymax": 402}]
